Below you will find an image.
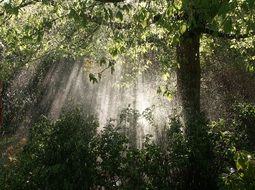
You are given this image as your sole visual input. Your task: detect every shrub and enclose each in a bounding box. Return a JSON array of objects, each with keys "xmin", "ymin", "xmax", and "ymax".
[
  {"xmin": 2, "ymin": 103, "xmax": 254, "ymax": 190},
  {"xmin": 3, "ymin": 108, "xmax": 99, "ymax": 190},
  {"xmin": 210, "ymin": 103, "xmax": 255, "ymax": 189}
]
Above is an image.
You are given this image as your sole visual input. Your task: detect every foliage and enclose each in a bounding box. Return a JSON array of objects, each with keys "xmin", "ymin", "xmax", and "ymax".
[
  {"xmin": 0, "ymin": 0, "xmax": 254, "ymax": 81},
  {"xmin": 0, "ymin": 0, "xmax": 255, "ymax": 189},
  {"xmin": 0, "ymin": 108, "xmax": 208, "ymax": 189},
  {"xmin": 233, "ymin": 103, "xmax": 255, "ymax": 150},
  {"xmin": 220, "ymin": 150, "xmax": 255, "ymax": 190},
  {"xmin": 1, "ymin": 108, "xmax": 99, "ymax": 190},
  {"xmin": 1, "ymin": 103, "xmax": 255, "ymax": 189},
  {"xmin": 201, "ymin": 36, "xmax": 255, "ymax": 121},
  {"xmin": 209, "ymin": 103, "xmax": 255, "ymax": 189}
]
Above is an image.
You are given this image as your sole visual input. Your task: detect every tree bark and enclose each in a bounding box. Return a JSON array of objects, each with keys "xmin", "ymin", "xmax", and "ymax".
[
  {"xmin": 0, "ymin": 80, "xmax": 3, "ymax": 128},
  {"xmin": 177, "ymin": 30, "xmax": 201, "ymax": 132}
]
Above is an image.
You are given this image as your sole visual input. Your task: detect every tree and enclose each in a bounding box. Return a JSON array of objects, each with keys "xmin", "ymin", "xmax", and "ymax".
[
  {"xmin": 0, "ymin": 0, "xmax": 45, "ymax": 128},
  {"xmin": 171, "ymin": 0, "xmax": 255, "ymax": 132},
  {"xmin": 0, "ymin": 0, "xmax": 101, "ymax": 128},
  {"xmin": 0, "ymin": 0, "xmax": 254, "ymax": 131},
  {"xmin": 1, "ymin": 1, "xmax": 254, "ymax": 189}
]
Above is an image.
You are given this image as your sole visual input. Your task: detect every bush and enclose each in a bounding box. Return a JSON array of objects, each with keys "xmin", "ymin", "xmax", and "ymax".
[
  {"xmin": 219, "ymin": 150, "xmax": 255, "ymax": 190},
  {"xmin": 2, "ymin": 108, "xmax": 99, "ymax": 190},
  {"xmin": 2, "ymin": 103, "xmax": 255, "ymax": 190},
  {"xmin": 210, "ymin": 103, "xmax": 255, "ymax": 190}
]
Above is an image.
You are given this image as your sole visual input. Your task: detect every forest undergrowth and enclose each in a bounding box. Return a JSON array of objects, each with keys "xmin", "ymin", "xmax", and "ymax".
[{"xmin": 0, "ymin": 103, "xmax": 254, "ymax": 190}]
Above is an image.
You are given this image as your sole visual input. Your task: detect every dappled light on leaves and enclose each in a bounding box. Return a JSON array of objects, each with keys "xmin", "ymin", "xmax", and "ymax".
[{"xmin": 0, "ymin": 0, "xmax": 255, "ymax": 189}]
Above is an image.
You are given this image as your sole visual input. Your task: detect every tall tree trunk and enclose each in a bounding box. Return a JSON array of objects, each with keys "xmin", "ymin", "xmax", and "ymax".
[
  {"xmin": 177, "ymin": 31, "xmax": 215, "ymax": 189},
  {"xmin": 0, "ymin": 80, "xmax": 3, "ymax": 128},
  {"xmin": 177, "ymin": 30, "xmax": 201, "ymax": 132}
]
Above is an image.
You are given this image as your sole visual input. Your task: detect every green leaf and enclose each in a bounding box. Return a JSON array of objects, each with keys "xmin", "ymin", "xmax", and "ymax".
[
  {"xmin": 98, "ymin": 73, "xmax": 102, "ymax": 80},
  {"xmin": 122, "ymin": 5, "xmax": 131, "ymax": 13},
  {"xmin": 234, "ymin": 151, "xmax": 247, "ymax": 171},
  {"xmin": 157, "ymin": 86, "xmax": 162, "ymax": 94},
  {"xmin": 173, "ymin": 1, "xmax": 182, "ymax": 10},
  {"xmin": 141, "ymin": 19, "xmax": 148, "ymax": 28},
  {"xmin": 116, "ymin": 11, "xmax": 123, "ymax": 21},
  {"xmin": 179, "ymin": 23, "xmax": 187, "ymax": 34},
  {"xmin": 89, "ymin": 73, "xmax": 98, "ymax": 83},
  {"xmin": 42, "ymin": 0, "xmax": 54, "ymax": 5},
  {"xmin": 68, "ymin": 9, "xmax": 79, "ymax": 21},
  {"xmin": 172, "ymin": 34, "xmax": 180, "ymax": 46},
  {"xmin": 109, "ymin": 47, "xmax": 118, "ymax": 57},
  {"xmin": 162, "ymin": 72, "xmax": 170, "ymax": 81},
  {"xmin": 248, "ymin": 0, "xmax": 255, "ymax": 9},
  {"xmin": 4, "ymin": 3, "xmax": 19, "ymax": 16},
  {"xmin": 217, "ymin": 2, "xmax": 231, "ymax": 17},
  {"xmin": 108, "ymin": 9, "xmax": 113, "ymax": 19},
  {"xmin": 99, "ymin": 58, "xmax": 106, "ymax": 66},
  {"xmin": 108, "ymin": 60, "xmax": 115, "ymax": 67},
  {"xmin": 223, "ymin": 18, "xmax": 232, "ymax": 33}
]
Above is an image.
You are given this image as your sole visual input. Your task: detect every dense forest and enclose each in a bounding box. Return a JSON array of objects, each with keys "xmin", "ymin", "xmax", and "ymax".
[{"xmin": 0, "ymin": 0, "xmax": 255, "ymax": 189}]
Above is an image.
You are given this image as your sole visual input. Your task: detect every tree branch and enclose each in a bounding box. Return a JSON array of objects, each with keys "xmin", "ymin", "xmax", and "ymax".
[
  {"xmin": 202, "ymin": 28, "xmax": 255, "ymax": 40},
  {"xmin": 83, "ymin": 14, "xmax": 131, "ymax": 29},
  {"xmin": 95, "ymin": 0, "xmax": 125, "ymax": 3}
]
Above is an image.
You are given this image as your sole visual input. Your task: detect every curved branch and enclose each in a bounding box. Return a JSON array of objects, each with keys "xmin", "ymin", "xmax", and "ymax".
[{"xmin": 202, "ymin": 28, "xmax": 255, "ymax": 40}]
